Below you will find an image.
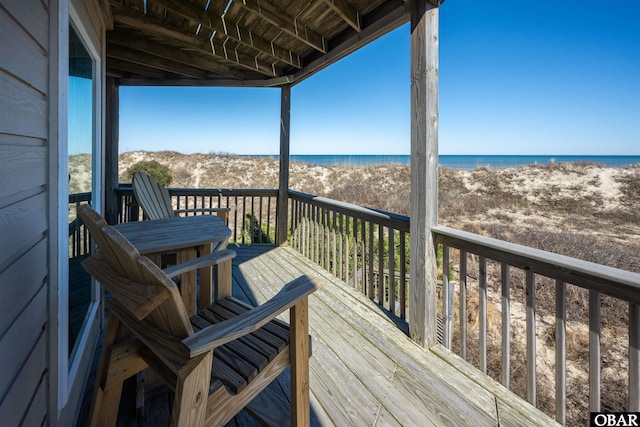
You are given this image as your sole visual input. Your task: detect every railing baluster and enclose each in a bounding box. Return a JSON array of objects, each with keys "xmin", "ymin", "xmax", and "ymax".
[
  {"xmin": 378, "ymin": 224, "xmax": 384, "ymax": 305},
  {"xmin": 360, "ymin": 219, "xmax": 367, "ymax": 295},
  {"xmin": 501, "ymin": 263, "xmax": 510, "ymax": 388},
  {"xmin": 319, "ymin": 208, "xmax": 323, "ymax": 265},
  {"xmin": 295, "ymin": 200, "xmax": 301, "ymax": 252},
  {"xmin": 479, "ymin": 256, "xmax": 487, "ymax": 374},
  {"xmin": 353, "ymin": 218, "xmax": 358, "ymax": 291},
  {"xmin": 313, "ymin": 206, "xmax": 318, "ymax": 263},
  {"xmin": 338, "ymin": 213, "xmax": 343, "ymax": 280},
  {"xmin": 318, "ymin": 207, "xmax": 322, "ymax": 265},
  {"xmin": 243, "ymin": 195, "xmax": 249, "ymax": 244},
  {"xmin": 324, "ymin": 209, "xmax": 329, "ymax": 269},
  {"xmin": 555, "ymin": 280, "xmax": 566, "ymax": 425},
  {"xmin": 317, "ymin": 206, "xmax": 322, "ymax": 265},
  {"xmin": 267, "ymin": 195, "xmax": 272, "ymax": 241},
  {"xmin": 367, "ymin": 222, "xmax": 379, "ymax": 300},
  {"xmin": 443, "ymin": 245, "xmax": 452, "ymax": 348},
  {"xmin": 345, "ymin": 215, "xmax": 350, "ymax": 286},
  {"xmin": 400, "ymin": 231, "xmax": 407, "ymax": 320},
  {"xmin": 251, "ymin": 196, "xmax": 256, "ymax": 242},
  {"xmin": 292, "ymin": 199, "xmax": 298, "ymax": 249},
  {"xmin": 630, "ymin": 303, "xmax": 640, "ymax": 412},
  {"xmin": 301, "ymin": 203, "xmax": 306, "ymax": 256},
  {"xmin": 526, "ymin": 269, "xmax": 537, "ymax": 406},
  {"xmin": 306, "ymin": 202, "xmax": 311, "ymax": 256},
  {"xmin": 332, "ymin": 211, "xmax": 338, "ymax": 277},
  {"xmin": 460, "ymin": 250, "xmax": 467, "ymax": 361},
  {"xmin": 589, "ymin": 290, "xmax": 601, "ymax": 412},
  {"xmin": 304, "ymin": 203, "xmax": 309, "ymax": 257},
  {"xmin": 388, "ymin": 228, "xmax": 395, "ymax": 315},
  {"xmin": 327, "ymin": 211, "xmax": 331, "ymax": 271},
  {"xmin": 235, "ymin": 195, "xmax": 240, "ymax": 243}
]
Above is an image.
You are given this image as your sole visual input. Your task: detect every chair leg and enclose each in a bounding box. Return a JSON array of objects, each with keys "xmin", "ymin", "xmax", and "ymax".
[
  {"xmin": 290, "ymin": 299, "xmax": 310, "ymax": 427},
  {"xmin": 171, "ymin": 352, "xmax": 213, "ymax": 427},
  {"xmin": 89, "ymin": 317, "xmax": 127, "ymax": 427}
]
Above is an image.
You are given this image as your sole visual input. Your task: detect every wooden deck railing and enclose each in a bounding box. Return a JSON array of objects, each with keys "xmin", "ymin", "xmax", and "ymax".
[
  {"xmin": 69, "ymin": 192, "xmax": 92, "ymax": 258},
  {"xmin": 433, "ymin": 225, "xmax": 640, "ymax": 424},
  {"xmin": 115, "ymin": 186, "xmax": 279, "ymax": 245},
  {"xmin": 288, "ymin": 190, "xmax": 411, "ymax": 321},
  {"xmin": 111, "ymin": 185, "xmax": 639, "ymax": 424}
]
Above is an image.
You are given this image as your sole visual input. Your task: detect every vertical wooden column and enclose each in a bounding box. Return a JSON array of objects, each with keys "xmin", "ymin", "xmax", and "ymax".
[
  {"xmin": 277, "ymin": 85, "xmax": 291, "ymax": 246},
  {"xmin": 409, "ymin": 0, "xmax": 439, "ymax": 347},
  {"xmin": 104, "ymin": 77, "xmax": 119, "ymax": 225}
]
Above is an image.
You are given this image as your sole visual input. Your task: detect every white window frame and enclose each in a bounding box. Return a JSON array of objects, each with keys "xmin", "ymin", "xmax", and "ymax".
[{"xmin": 56, "ymin": 3, "xmax": 103, "ymax": 413}]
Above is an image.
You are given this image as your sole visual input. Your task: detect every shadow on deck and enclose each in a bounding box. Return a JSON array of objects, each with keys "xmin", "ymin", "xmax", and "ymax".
[{"xmin": 79, "ymin": 244, "xmax": 558, "ymax": 426}]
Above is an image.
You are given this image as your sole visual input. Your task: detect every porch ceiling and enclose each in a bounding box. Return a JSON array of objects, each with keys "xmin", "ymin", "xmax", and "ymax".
[{"xmin": 106, "ymin": 0, "xmax": 441, "ymax": 87}]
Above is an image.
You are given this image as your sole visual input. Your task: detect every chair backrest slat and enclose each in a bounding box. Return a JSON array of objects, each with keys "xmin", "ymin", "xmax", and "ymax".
[{"xmin": 132, "ymin": 171, "xmax": 175, "ymax": 220}]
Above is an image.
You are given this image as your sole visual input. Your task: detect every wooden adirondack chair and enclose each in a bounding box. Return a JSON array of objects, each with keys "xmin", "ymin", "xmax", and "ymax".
[
  {"xmin": 132, "ymin": 171, "xmax": 230, "ymax": 223},
  {"xmin": 79, "ymin": 205, "xmax": 321, "ymax": 427},
  {"xmin": 132, "ymin": 170, "xmax": 231, "ymax": 269}
]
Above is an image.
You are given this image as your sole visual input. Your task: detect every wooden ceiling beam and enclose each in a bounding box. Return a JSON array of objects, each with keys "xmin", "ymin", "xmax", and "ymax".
[
  {"xmin": 319, "ymin": 0, "xmax": 360, "ymax": 32},
  {"xmin": 107, "ymin": 44, "xmax": 209, "ymax": 79},
  {"xmin": 150, "ymin": 0, "xmax": 302, "ymax": 68},
  {"xmin": 234, "ymin": 0, "xmax": 327, "ymax": 53},
  {"xmin": 108, "ymin": 29, "xmax": 243, "ymax": 78},
  {"xmin": 111, "ymin": 2, "xmax": 278, "ymax": 77},
  {"xmin": 106, "ymin": 57, "xmax": 174, "ymax": 79}
]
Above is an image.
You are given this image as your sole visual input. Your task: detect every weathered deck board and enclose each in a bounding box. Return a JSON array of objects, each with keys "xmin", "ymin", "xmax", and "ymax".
[
  {"xmin": 81, "ymin": 243, "xmax": 559, "ymax": 426},
  {"xmin": 236, "ymin": 245, "xmax": 499, "ymax": 426},
  {"xmin": 231, "ymin": 244, "xmax": 559, "ymax": 426}
]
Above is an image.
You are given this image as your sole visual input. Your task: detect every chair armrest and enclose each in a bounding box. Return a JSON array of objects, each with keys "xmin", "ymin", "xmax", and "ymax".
[
  {"xmin": 162, "ymin": 249, "xmax": 236, "ymax": 278},
  {"xmin": 183, "ymin": 275, "xmax": 322, "ymax": 357}
]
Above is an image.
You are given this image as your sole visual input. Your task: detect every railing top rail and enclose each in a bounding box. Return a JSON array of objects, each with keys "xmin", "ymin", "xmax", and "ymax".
[
  {"xmin": 169, "ymin": 188, "xmax": 279, "ymax": 196},
  {"xmin": 288, "ymin": 190, "xmax": 410, "ymax": 231},
  {"xmin": 433, "ymin": 225, "xmax": 640, "ymax": 304}
]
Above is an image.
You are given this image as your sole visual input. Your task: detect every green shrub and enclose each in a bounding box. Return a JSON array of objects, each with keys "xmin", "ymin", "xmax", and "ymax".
[{"xmin": 126, "ymin": 160, "xmax": 172, "ymax": 186}]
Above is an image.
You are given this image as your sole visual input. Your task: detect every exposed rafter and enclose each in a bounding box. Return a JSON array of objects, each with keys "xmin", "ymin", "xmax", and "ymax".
[
  {"xmin": 108, "ymin": 30, "xmax": 243, "ymax": 78},
  {"xmin": 291, "ymin": 1, "xmax": 408, "ymax": 84},
  {"xmin": 151, "ymin": 0, "xmax": 302, "ymax": 69},
  {"xmin": 320, "ymin": 0, "xmax": 360, "ymax": 32},
  {"xmin": 111, "ymin": 2, "xmax": 278, "ymax": 77},
  {"xmin": 235, "ymin": 0, "xmax": 327, "ymax": 53},
  {"xmin": 107, "ymin": 57, "xmax": 171, "ymax": 79},
  {"xmin": 107, "ymin": 44, "xmax": 209, "ymax": 79}
]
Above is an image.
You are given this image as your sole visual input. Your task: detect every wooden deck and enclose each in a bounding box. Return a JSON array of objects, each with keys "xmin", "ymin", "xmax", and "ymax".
[{"xmin": 80, "ymin": 244, "xmax": 559, "ymax": 426}]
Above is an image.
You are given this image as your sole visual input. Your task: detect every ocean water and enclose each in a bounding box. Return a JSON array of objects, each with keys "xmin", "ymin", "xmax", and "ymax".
[{"xmin": 246, "ymin": 154, "xmax": 640, "ymax": 170}]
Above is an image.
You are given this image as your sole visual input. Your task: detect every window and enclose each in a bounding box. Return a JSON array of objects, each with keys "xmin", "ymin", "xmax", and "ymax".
[
  {"xmin": 57, "ymin": 11, "xmax": 102, "ymax": 412},
  {"xmin": 68, "ymin": 23, "xmax": 95, "ymax": 358}
]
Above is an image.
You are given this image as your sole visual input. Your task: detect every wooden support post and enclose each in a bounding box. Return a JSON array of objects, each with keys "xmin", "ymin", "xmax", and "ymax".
[
  {"xmin": 409, "ymin": 0, "xmax": 439, "ymax": 347},
  {"xmin": 105, "ymin": 77, "xmax": 120, "ymax": 225},
  {"xmin": 277, "ymin": 85, "xmax": 291, "ymax": 246}
]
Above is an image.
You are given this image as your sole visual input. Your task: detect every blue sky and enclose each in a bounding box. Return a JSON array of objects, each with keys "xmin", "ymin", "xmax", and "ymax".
[{"xmin": 119, "ymin": 0, "xmax": 639, "ymax": 155}]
